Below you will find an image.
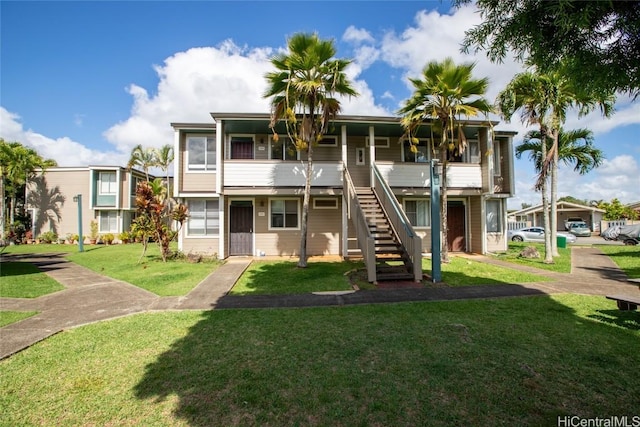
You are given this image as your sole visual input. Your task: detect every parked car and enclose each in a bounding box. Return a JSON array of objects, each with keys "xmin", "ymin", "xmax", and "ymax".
[
  {"xmin": 601, "ymin": 224, "xmax": 640, "ymax": 245},
  {"xmin": 507, "ymin": 226, "xmax": 577, "ymax": 244},
  {"xmin": 567, "ymin": 222, "xmax": 591, "ymax": 237},
  {"xmin": 564, "ymin": 217, "xmax": 584, "ymax": 231}
]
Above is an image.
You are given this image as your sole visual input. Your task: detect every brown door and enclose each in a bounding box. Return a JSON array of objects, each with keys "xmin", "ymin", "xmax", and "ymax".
[
  {"xmin": 231, "ymin": 138, "xmax": 254, "ymax": 159},
  {"xmin": 447, "ymin": 203, "xmax": 466, "ymax": 252},
  {"xmin": 229, "ymin": 202, "xmax": 253, "ymax": 255}
]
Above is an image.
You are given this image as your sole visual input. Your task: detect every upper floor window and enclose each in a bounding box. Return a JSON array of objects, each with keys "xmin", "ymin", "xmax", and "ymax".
[
  {"xmin": 187, "ymin": 135, "xmax": 216, "ymax": 171},
  {"xmin": 493, "ymin": 141, "xmax": 502, "ymax": 175},
  {"xmin": 270, "ymin": 136, "xmax": 299, "ymax": 160},
  {"xmin": 187, "ymin": 199, "xmax": 219, "ymax": 236},
  {"xmin": 270, "ymin": 198, "xmax": 299, "ymax": 230},
  {"xmin": 447, "ymin": 139, "xmax": 480, "ymax": 163},
  {"xmin": 365, "ymin": 136, "xmax": 389, "ymax": 148},
  {"xmin": 403, "ymin": 199, "xmax": 430, "ymax": 228},
  {"xmin": 99, "ymin": 172, "xmax": 117, "ymax": 195},
  {"xmin": 402, "ymin": 139, "xmax": 430, "ymax": 163}
]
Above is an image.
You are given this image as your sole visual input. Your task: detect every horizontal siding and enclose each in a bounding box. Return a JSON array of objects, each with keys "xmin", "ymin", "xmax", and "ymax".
[
  {"xmin": 377, "ymin": 163, "xmax": 482, "ymax": 188},
  {"xmin": 182, "ymin": 172, "xmax": 216, "ymax": 192},
  {"xmin": 224, "ymin": 161, "xmax": 342, "ymax": 187},
  {"xmin": 181, "ymin": 237, "xmax": 220, "ymax": 255},
  {"xmin": 254, "ymin": 196, "xmax": 341, "ymax": 256}
]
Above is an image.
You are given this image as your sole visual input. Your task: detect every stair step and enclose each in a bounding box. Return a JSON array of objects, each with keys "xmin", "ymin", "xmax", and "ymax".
[
  {"xmin": 375, "ymin": 249, "xmax": 405, "ymax": 255},
  {"xmin": 376, "ymin": 272, "xmax": 415, "ymax": 281}
]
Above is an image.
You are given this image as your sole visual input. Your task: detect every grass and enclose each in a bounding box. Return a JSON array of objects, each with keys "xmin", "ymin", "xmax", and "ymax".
[
  {"xmin": 597, "ymin": 245, "xmax": 640, "ymax": 279},
  {"xmin": 0, "ymin": 311, "xmax": 38, "ymax": 327},
  {"xmin": 65, "ymin": 243, "xmax": 222, "ymax": 296},
  {"xmin": 1, "ymin": 243, "xmax": 78, "ymax": 254},
  {"xmin": 230, "ymin": 260, "xmax": 363, "ymax": 295},
  {"xmin": 493, "ymin": 242, "xmax": 572, "ymax": 273},
  {"xmin": 422, "ymin": 255, "xmax": 551, "ymax": 286},
  {"xmin": 0, "ymin": 262, "xmax": 65, "ymax": 298},
  {"xmin": 1, "ymin": 294, "xmax": 638, "ymax": 426}
]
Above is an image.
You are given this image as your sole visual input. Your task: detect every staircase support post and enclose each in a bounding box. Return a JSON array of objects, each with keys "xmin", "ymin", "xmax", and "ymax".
[{"xmin": 430, "ymin": 159, "xmax": 442, "ymax": 283}]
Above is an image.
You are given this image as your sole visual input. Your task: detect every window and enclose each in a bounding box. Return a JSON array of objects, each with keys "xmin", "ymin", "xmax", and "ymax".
[
  {"xmin": 493, "ymin": 141, "xmax": 502, "ymax": 175},
  {"xmin": 230, "ymin": 135, "xmax": 254, "ymax": 159},
  {"xmin": 99, "ymin": 172, "xmax": 117, "ymax": 194},
  {"xmin": 313, "ymin": 198, "xmax": 338, "ymax": 209},
  {"xmin": 404, "ymin": 199, "xmax": 430, "ymax": 227},
  {"xmin": 270, "ymin": 199, "xmax": 299, "ymax": 229},
  {"xmin": 187, "ymin": 199, "xmax": 220, "ymax": 236},
  {"xmin": 99, "ymin": 210, "xmax": 118, "ymax": 232},
  {"xmin": 356, "ymin": 147, "xmax": 366, "ymax": 165},
  {"xmin": 130, "ymin": 176, "xmax": 142, "ymax": 197},
  {"xmin": 403, "ymin": 139, "xmax": 430, "ymax": 163},
  {"xmin": 187, "ymin": 135, "xmax": 216, "ymax": 171},
  {"xmin": 365, "ymin": 136, "xmax": 389, "ymax": 148},
  {"xmin": 317, "ymin": 136, "xmax": 338, "ymax": 147},
  {"xmin": 465, "ymin": 140, "xmax": 480, "ymax": 163},
  {"xmin": 270, "ymin": 136, "xmax": 299, "ymax": 160},
  {"xmin": 486, "ymin": 199, "xmax": 502, "ymax": 233}
]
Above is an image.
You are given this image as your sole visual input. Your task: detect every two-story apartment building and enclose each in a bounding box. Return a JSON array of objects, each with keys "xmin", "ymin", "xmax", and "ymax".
[
  {"xmin": 173, "ymin": 113, "xmax": 516, "ymax": 281},
  {"xmin": 26, "ymin": 166, "xmax": 150, "ymax": 242}
]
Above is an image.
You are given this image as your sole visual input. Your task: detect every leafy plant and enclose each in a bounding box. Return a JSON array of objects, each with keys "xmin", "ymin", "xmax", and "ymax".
[
  {"xmin": 101, "ymin": 233, "xmax": 115, "ymax": 245},
  {"xmin": 89, "ymin": 220, "xmax": 99, "ymax": 240},
  {"xmin": 118, "ymin": 231, "xmax": 131, "ymax": 243},
  {"xmin": 39, "ymin": 230, "xmax": 57, "ymax": 244}
]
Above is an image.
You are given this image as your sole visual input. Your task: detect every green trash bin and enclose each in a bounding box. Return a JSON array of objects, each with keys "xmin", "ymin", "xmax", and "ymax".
[{"xmin": 557, "ymin": 235, "xmax": 567, "ymax": 248}]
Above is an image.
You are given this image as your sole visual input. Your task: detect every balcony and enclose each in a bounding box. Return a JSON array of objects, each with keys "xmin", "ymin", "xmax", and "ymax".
[
  {"xmin": 224, "ymin": 161, "xmax": 343, "ymax": 188},
  {"xmin": 376, "ymin": 162, "xmax": 483, "ymax": 189}
]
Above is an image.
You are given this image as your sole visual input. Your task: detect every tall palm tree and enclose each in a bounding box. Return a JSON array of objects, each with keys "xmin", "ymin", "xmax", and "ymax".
[
  {"xmin": 127, "ymin": 144, "xmax": 156, "ymax": 181},
  {"xmin": 497, "ymin": 69, "xmax": 612, "ymax": 259},
  {"xmin": 517, "ymin": 129, "xmax": 604, "ymax": 225},
  {"xmin": 154, "ymin": 144, "xmax": 174, "ymax": 198},
  {"xmin": 263, "ymin": 33, "xmax": 357, "ymax": 268},
  {"xmin": 398, "ymin": 58, "xmax": 492, "ymax": 263}
]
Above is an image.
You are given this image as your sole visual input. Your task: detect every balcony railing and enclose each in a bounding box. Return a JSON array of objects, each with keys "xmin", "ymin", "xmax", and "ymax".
[{"xmin": 376, "ymin": 162, "xmax": 482, "ymax": 188}]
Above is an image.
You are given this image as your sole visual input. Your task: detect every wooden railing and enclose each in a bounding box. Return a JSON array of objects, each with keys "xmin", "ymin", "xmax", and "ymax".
[
  {"xmin": 343, "ymin": 167, "xmax": 376, "ymax": 282},
  {"xmin": 372, "ymin": 164, "xmax": 423, "ymax": 282}
]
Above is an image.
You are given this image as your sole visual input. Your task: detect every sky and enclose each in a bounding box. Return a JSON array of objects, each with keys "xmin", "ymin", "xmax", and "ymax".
[{"xmin": 1, "ymin": 1, "xmax": 639, "ymax": 210}]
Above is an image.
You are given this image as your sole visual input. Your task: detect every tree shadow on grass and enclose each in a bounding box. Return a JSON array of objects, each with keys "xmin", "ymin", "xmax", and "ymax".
[
  {"xmin": 133, "ymin": 295, "xmax": 640, "ymax": 427},
  {"xmin": 588, "ymin": 309, "xmax": 640, "ymax": 332}
]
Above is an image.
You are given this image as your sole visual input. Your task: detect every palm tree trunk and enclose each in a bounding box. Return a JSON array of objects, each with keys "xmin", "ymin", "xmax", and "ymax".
[
  {"xmin": 441, "ymin": 155, "xmax": 450, "ymax": 263},
  {"xmin": 298, "ymin": 144, "xmax": 313, "ymax": 268},
  {"xmin": 540, "ymin": 127, "xmax": 553, "ymax": 263},
  {"xmin": 550, "ymin": 129, "xmax": 559, "ymax": 256}
]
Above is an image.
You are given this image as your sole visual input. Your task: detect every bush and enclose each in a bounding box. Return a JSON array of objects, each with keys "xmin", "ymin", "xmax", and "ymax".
[
  {"xmin": 101, "ymin": 233, "xmax": 115, "ymax": 245},
  {"xmin": 118, "ymin": 231, "xmax": 131, "ymax": 243},
  {"xmin": 39, "ymin": 231, "xmax": 58, "ymax": 244}
]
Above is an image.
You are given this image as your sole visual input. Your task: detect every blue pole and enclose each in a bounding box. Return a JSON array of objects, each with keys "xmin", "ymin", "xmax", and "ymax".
[
  {"xmin": 76, "ymin": 194, "xmax": 84, "ymax": 252},
  {"xmin": 430, "ymin": 159, "xmax": 441, "ymax": 283}
]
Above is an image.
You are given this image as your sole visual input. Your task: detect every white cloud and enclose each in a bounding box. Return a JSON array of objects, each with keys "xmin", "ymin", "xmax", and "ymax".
[
  {"xmin": 0, "ymin": 107, "xmax": 122, "ymax": 166},
  {"xmin": 342, "ymin": 26, "xmax": 374, "ymax": 44},
  {"xmin": 380, "ymin": 5, "xmax": 524, "ymax": 102}
]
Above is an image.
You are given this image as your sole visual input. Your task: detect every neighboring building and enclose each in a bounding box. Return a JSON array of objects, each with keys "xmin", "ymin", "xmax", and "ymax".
[
  {"xmin": 628, "ymin": 201, "xmax": 640, "ymax": 216},
  {"xmin": 508, "ymin": 201, "xmax": 605, "ymax": 232},
  {"xmin": 172, "ymin": 113, "xmax": 516, "ymax": 281},
  {"xmin": 26, "ymin": 166, "xmax": 151, "ymax": 242}
]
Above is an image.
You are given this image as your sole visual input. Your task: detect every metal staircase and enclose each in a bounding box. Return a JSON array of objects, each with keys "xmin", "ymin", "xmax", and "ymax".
[{"xmin": 355, "ymin": 187, "xmax": 416, "ymax": 282}]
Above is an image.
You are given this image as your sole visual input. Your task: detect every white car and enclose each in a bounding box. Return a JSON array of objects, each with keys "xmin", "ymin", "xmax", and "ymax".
[{"xmin": 507, "ymin": 226, "xmax": 577, "ymax": 244}]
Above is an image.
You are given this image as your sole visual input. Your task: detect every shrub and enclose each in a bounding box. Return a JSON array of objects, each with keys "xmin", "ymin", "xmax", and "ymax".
[
  {"xmin": 102, "ymin": 233, "xmax": 115, "ymax": 245},
  {"xmin": 39, "ymin": 231, "xmax": 58, "ymax": 244}
]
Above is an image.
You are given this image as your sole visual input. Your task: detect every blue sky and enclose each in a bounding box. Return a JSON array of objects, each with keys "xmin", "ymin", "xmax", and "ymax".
[{"xmin": 2, "ymin": 1, "xmax": 639, "ymax": 209}]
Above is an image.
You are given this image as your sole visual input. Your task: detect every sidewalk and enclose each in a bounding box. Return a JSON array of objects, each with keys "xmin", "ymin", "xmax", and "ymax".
[{"xmin": 1, "ymin": 247, "xmax": 638, "ymax": 359}]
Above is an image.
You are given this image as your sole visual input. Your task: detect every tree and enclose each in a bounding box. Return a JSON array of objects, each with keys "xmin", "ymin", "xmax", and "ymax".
[
  {"xmin": 127, "ymin": 144, "xmax": 156, "ymax": 181},
  {"xmin": 598, "ymin": 199, "xmax": 639, "ymax": 221},
  {"xmin": 154, "ymin": 144, "xmax": 174, "ymax": 197},
  {"xmin": 497, "ymin": 70, "xmax": 612, "ymax": 260},
  {"xmin": 263, "ymin": 33, "xmax": 357, "ymax": 268},
  {"xmin": 517, "ymin": 128, "xmax": 604, "ymax": 224},
  {"xmin": 456, "ymin": 0, "xmax": 640, "ymax": 97},
  {"xmin": 0, "ymin": 139, "xmax": 56, "ymax": 240},
  {"xmin": 558, "ymin": 196, "xmax": 589, "ymax": 206},
  {"xmin": 134, "ymin": 178, "xmax": 188, "ymax": 262},
  {"xmin": 397, "ymin": 57, "xmax": 492, "ymax": 263}
]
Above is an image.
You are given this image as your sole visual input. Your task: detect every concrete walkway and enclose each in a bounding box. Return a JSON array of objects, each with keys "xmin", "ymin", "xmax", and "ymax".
[{"xmin": 1, "ymin": 247, "xmax": 638, "ymax": 359}]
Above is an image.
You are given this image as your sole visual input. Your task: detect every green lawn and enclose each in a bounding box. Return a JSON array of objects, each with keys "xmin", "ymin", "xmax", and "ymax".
[
  {"xmin": 1, "ymin": 243, "xmax": 78, "ymax": 254},
  {"xmin": 0, "ymin": 262, "xmax": 65, "ymax": 298},
  {"xmin": 65, "ymin": 243, "xmax": 222, "ymax": 296},
  {"xmin": 1, "ymin": 294, "xmax": 637, "ymax": 426},
  {"xmin": 597, "ymin": 245, "xmax": 640, "ymax": 279},
  {"xmin": 493, "ymin": 242, "xmax": 572, "ymax": 273},
  {"xmin": 422, "ymin": 255, "xmax": 551, "ymax": 285},
  {"xmin": 230, "ymin": 260, "xmax": 363, "ymax": 295},
  {"xmin": 0, "ymin": 311, "xmax": 38, "ymax": 327}
]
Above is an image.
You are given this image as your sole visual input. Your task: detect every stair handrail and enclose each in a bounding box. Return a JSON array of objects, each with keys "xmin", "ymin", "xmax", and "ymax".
[
  {"xmin": 372, "ymin": 164, "xmax": 423, "ymax": 282},
  {"xmin": 343, "ymin": 166, "xmax": 377, "ymax": 282}
]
